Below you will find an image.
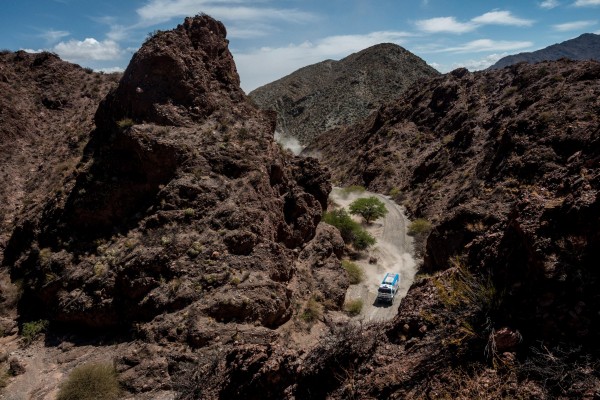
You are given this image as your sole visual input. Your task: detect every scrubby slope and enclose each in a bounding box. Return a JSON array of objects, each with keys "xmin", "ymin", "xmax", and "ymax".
[
  {"xmin": 490, "ymin": 32, "xmax": 600, "ymax": 69},
  {"xmin": 249, "ymin": 43, "xmax": 439, "ymax": 146},
  {"xmin": 0, "ymin": 51, "xmax": 120, "ymax": 263},
  {"xmin": 303, "ymin": 60, "xmax": 600, "ymax": 398}
]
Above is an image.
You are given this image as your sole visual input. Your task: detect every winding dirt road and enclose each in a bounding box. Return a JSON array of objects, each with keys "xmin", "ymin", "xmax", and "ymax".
[{"xmin": 330, "ymin": 188, "xmax": 417, "ymax": 322}]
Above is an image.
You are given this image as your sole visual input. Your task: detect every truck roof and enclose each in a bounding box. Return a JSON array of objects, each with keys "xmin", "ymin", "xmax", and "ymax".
[{"xmin": 382, "ymin": 272, "xmax": 399, "ymax": 285}]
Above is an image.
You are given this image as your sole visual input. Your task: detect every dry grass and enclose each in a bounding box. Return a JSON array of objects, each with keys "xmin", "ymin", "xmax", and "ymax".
[{"xmin": 57, "ymin": 362, "xmax": 121, "ymax": 400}]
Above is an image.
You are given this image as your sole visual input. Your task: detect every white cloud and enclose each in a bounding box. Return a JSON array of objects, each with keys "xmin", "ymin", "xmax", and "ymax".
[
  {"xmin": 574, "ymin": 0, "xmax": 600, "ymax": 6},
  {"xmin": 228, "ymin": 25, "xmax": 271, "ymax": 39},
  {"xmin": 434, "ymin": 39, "xmax": 533, "ymax": 53},
  {"xmin": 234, "ymin": 31, "xmax": 413, "ymax": 92},
  {"xmin": 415, "ymin": 17, "xmax": 477, "ymax": 33},
  {"xmin": 40, "ymin": 29, "xmax": 70, "ymax": 43},
  {"xmin": 471, "ymin": 11, "xmax": 534, "ymax": 26},
  {"xmin": 539, "ymin": 0, "xmax": 560, "ymax": 8},
  {"xmin": 97, "ymin": 66, "xmax": 125, "ymax": 73},
  {"xmin": 454, "ymin": 53, "xmax": 508, "ymax": 70},
  {"xmin": 553, "ymin": 20, "xmax": 597, "ymax": 30},
  {"xmin": 416, "ymin": 10, "xmax": 534, "ymax": 34},
  {"xmin": 136, "ymin": 0, "xmax": 316, "ymax": 25},
  {"xmin": 53, "ymin": 38, "xmax": 122, "ymax": 62}
]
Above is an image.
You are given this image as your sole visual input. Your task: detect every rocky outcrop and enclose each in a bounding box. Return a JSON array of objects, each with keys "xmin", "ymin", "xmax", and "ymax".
[
  {"xmin": 4, "ymin": 15, "xmax": 339, "ymax": 334},
  {"xmin": 249, "ymin": 43, "xmax": 439, "ymax": 146},
  {"xmin": 304, "ymin": 59, "xmax": 600, "ymax": 398},
  {"xmin": 489, "ymin": 32, "xmax": 600, "ymax": 69}
]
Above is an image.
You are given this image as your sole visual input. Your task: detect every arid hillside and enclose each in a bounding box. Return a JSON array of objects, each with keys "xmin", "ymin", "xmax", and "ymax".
[
  {"xmin": 1, "ymin": 15, "xmax": 349, "ymax": 399},
  {"xmin": 305, "ymin": 60, "xmax": 600, "ymax": 397},
  {"xmin": 490, "ymin": 32, "xmax": 600, "ymax": 69},
  {"xmin": 1, "ymin": 14, "xmax": 599, "ymax": 400},
  {"xmin": 249, "ymin": 43, "xmax": 439, "ymax": 146},
  {"xmin": 0, "ymin": 51, "xmax": 120, "ymax": 263}
]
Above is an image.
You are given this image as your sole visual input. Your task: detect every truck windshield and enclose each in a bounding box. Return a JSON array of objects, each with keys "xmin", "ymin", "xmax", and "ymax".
[{"xmin": 378, "ymin": 287, "xmax": 392, "ymax": 294}]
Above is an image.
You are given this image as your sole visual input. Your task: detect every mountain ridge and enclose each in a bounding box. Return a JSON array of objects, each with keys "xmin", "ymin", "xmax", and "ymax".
[
  {"xmin": 489, "ymin": 32, "xmax": 600, "ymax": 69},
  {"xmin": 249, "ymin": 42, "xmax": 439, "ymax": 146}
]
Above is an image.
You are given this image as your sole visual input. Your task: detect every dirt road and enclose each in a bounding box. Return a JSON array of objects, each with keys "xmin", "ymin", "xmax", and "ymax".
[{"xmin": 330, "ymin": 188, "xmax": 417, "ymax": 322}]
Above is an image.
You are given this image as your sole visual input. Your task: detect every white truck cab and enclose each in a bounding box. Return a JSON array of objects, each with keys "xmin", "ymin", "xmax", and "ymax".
[{"xmin": 377, "ymin": 272, "xmax": 400, "ymax": 304}]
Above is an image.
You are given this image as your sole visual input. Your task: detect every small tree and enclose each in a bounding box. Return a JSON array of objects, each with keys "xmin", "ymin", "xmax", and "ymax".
[{"xmin": 349, "ymin": 197, "xmax": 388, "ymax": 224}]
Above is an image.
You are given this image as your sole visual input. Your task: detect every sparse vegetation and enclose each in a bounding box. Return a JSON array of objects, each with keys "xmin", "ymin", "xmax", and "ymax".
[
  {"xmin": 341, "ymin": 260, "xmax": 364, "ymax": 284},
  {"xmin": 351, "ymin": 228, "xmax": 376, "ymax": 251},
  {"xmin": 322, "ymin": 209, "xmax": 376, "ymax": 251},
  {"xmin": 300, "ymin": 297, "xmax": 322, "ymax": 323},
  {"xmin": 116, "ymin": 118, "xmax": 134, "ymax": 129},
  {"xmin": 389, "ymin": 187, "xmax": 401, "ymax": 198},
  {"xmin": 407, "ymin": 218, "xmax": 432, "ymax": 236},
  {"xmin": 434, "ymin": 258, "xmax": 502, "ymax": 357},
  {"xmin": 349, "ymin": 196, "xmax": 388, "ymax": 224},
  {"xmin": 21, "ymin": 319, "xmax": 49, "ymax": 345},
  {"xmin": 344, "ymin": 299, "xmax": 364, "ymax": 316},
  {"xmin": 57, "ymin": 362, "xmax": 121, "ymax": 400}
]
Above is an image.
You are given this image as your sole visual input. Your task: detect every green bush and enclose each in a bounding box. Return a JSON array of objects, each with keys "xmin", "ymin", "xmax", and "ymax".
[
  {"xmin": 352, "ymin": 229, "xmax": 376, "ymax": 251},
  {"xmin": 349, "ymin": 197, "xmax": 388, "ymax": 224},
  {"xmin": 407, "ymin": 218, "xmax": 432, "ymax": 236},
  {"xmin": 323, "ymin": 209, "xmax": 356, "ymax": 243},
  {"xmin": 344, "ymin": 299, "xmax": 364, "ymax": 316},
  {"xmin": 340, "ymin": 185, "xmax": 366, "ymax": 198},
  {"xmin": 21, "ymin": 319, "xmax": 49, "ymax": 345},
  {"xmin": 341, "ymin": 260, "xmax": 364, "ymax": 284},
  {"xmin": 57, "ymin": 363, "xmax": 121, "ymax": 400},
  {"xmin": 323, "ymin": 209, "xmax": 376, "ymax": 251}
]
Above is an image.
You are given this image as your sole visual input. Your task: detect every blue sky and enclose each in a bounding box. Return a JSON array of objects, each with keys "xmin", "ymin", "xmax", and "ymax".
[{"xmin": 1, "ymin": 0, "xmax": 599, "ymax": 92}]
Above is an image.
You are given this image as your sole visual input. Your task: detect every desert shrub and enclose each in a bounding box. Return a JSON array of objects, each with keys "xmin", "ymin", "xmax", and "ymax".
[
  {"xmin": 323, "ymin": 209, "xmax": 357, "ymax": 243},
  {"xmin": 349, "ymin": 197, "xmax": 388, "ymax": 224},
  {"xmin": 21, "ymin": 319, "xmax": 49, "ymax": 345},
  {"xmin": 300, "ymin": 298, "xmax": 322, "ymax": 323},
  {"xmin": 434, "ymin": 258, "xmax": 502, "ymax": 356},
  {"xmin": 407, "ymin": 218, "xmax": 432, "ymax": 236},
  {"xmin": 344, "ymin": 299, "xmax": 364, "ymax": 316},
  {"xmin": 341, "ymin": 260, "xmax": 364, "ymax": 284},
  {"xmin": 116, "ymin": 118, "xmax": 134, "ymax": 129},
  {"xmin": 389, "ymin": 187, "xmax": 401, "ymax": 198},
  {"xmin": 323, "ymin": 209, "xmax": 376, "ymax": 251},
  {"xmin": 352, "ymin": 229, "xmax": 376, "ymax": 251},
  {"xmin": 57, "ymin": 362, "xmax": 121, "ymax": 400}
]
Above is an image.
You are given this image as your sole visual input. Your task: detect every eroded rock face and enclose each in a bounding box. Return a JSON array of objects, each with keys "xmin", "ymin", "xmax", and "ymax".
[{"xmin": 4, "ymin": 15, "xmax": 334, "ymax": 335}]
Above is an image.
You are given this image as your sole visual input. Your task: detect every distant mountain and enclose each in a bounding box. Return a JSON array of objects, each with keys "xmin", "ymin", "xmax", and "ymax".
[
  {"xmin": 249, "ymin": 43, "xmax": 439, "ymax": 146},
  {"xmin": 489, "ymin": 33, "xmax": 600, "ymax": 69}
]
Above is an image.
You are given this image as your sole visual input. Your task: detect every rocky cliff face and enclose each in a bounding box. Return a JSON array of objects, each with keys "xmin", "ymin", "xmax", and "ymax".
[
  {"xmin": 249, "ymin": 43, "xmax": 439, "ymax": 146},
  {"xmin": 1, "ymin": 15, "xmax": 350, "ymax": 398},
  {"xmin": 304, "ymin": 60, "xmax": 600, "ymax": 398},
  {"xmin": 490, "ymin": 32, "xmax": 600, "ymax": 69}
]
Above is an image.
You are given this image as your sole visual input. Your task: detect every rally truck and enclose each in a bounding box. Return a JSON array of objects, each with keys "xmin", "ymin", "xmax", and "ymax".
[{"xmin": 376, "ymin": 272, "xmax": 400, "ymax": 304}]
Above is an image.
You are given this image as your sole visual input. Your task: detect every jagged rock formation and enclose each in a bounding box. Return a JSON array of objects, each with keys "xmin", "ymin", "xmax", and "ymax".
[
  {"xmin": 304, "ymin": 60, "xmax": 600, "ymax": 398},
  {"xmin": 489, "ymin": 32, "xmax": 600, "ymax": 69},
  {"xmin": 1, "ymin": 15, "xmax": 349, "ymax": 398},
  {"xmin": 249, "ymin": 43, "xmax": 439, "ymax": 146}
]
